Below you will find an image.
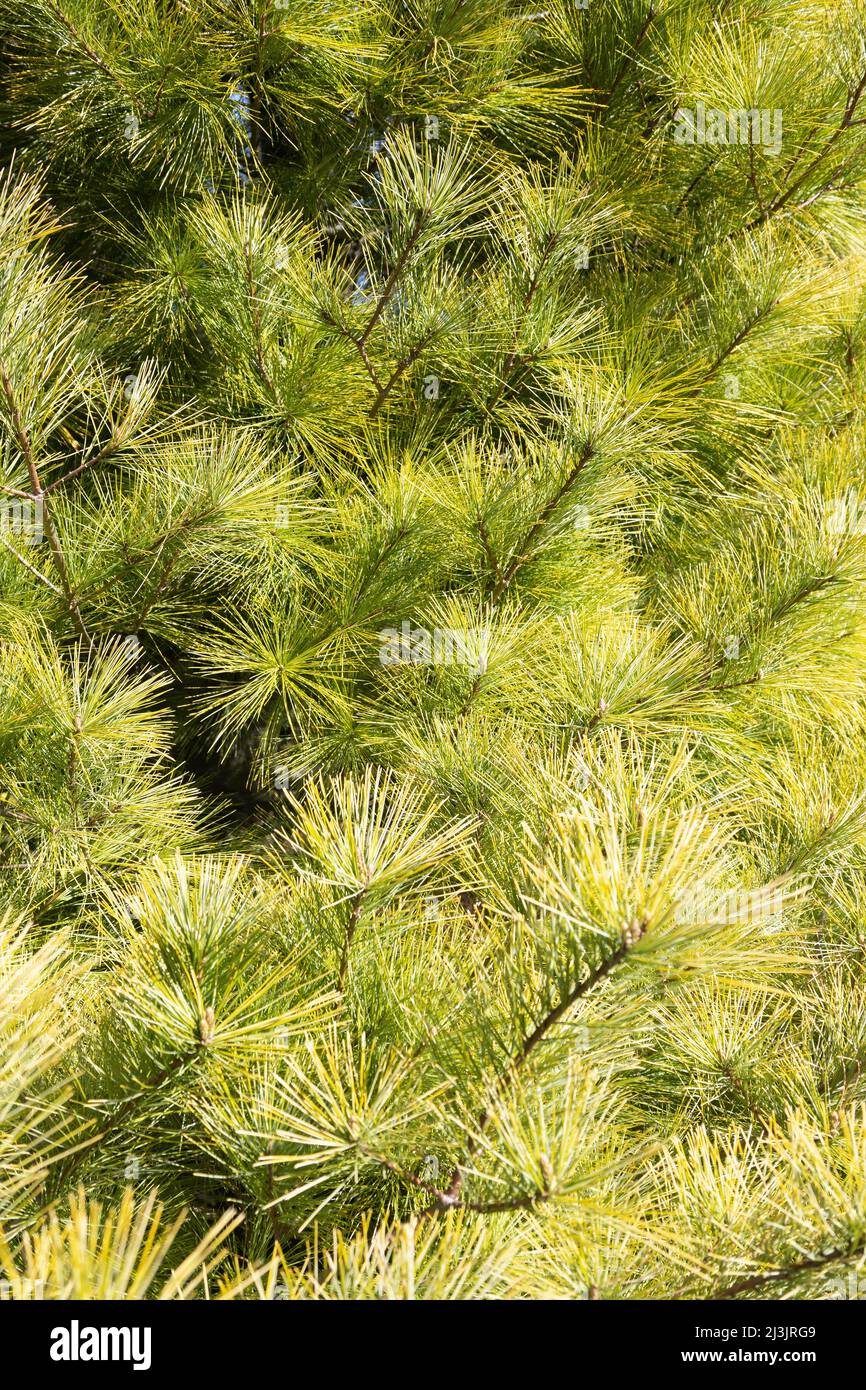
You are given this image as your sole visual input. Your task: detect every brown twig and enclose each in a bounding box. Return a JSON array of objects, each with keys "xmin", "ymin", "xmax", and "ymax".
[{"xmin": 491, "ymin": 441, "xmax": 594, "ymax": 602}]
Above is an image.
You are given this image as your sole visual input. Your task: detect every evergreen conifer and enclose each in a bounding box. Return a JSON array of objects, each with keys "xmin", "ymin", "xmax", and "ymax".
[{"xmin": 1, "ymin": 0, "xmax": 866, "ymax": 1301}]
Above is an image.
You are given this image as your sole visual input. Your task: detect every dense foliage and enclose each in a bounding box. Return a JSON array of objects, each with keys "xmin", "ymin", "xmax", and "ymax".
[{"xmin": 1, "ymin": 0, "xmax": 866, "ymax": 1300}]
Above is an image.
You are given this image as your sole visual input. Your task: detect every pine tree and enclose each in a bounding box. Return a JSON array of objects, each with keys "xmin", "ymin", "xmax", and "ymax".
[{"xmin": 1, "ymin": 0, "xmax": 866, "ymax": 1302}]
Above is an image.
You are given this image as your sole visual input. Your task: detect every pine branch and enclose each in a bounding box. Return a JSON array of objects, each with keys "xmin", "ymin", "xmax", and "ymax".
[
  {"xmin": 357, "ymin": 209, "xmax": 428, "ymax": 349},
  {"xmin": 745, "ymin": 63, "xmax": 866, "ymax": 230},
  {"xmin": 491, "ymin": 440, "xmax": 594, "ymax": 602},
  {"xmin": 43, "ymin": 0, "xmax": 142, "ymax": 113},
  {"xmin": 710, "ymin": 1240, "xmax": 866, "ymax": 1301},
  {"xmin": 421, "ymin": 918, "xmax": 647, "ymax": 1215},
  {"xmin": 337, "ymin": 888, "xmax": 366, "ymax": 991}
]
